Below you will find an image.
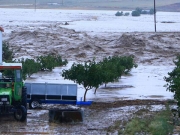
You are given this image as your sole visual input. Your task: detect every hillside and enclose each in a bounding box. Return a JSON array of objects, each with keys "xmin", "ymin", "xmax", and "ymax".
[{"xmin": 0, "ymin": 0, "xmax": 180, "ymax": 12}]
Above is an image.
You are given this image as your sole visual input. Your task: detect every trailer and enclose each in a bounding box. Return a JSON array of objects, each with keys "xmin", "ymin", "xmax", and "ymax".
[{"xmin": 25, "ymin": 83, "xmax": 77, "ymax": 109}]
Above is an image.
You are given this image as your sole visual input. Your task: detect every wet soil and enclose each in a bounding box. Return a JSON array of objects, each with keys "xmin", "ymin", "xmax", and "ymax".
[{"xmin": 0, "ymin": 99, "xmax": 176, "ymax": 135}]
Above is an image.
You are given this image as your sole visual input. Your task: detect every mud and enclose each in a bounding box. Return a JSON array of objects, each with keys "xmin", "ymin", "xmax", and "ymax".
[{"xmin": 0, "ymin": 100, "xmax": 173, "ymax": 135}]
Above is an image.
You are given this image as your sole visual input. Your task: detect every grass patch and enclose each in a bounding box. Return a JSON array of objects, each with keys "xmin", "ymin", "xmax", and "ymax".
[{"xmin": 122, "ymin": 105, "xmax": 174, "ymax": 135}]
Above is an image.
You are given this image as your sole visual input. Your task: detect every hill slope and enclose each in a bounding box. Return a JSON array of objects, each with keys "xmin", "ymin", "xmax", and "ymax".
[{"xmin": 0, "ymin": 0, "xmax": 180, "ymax": 11}]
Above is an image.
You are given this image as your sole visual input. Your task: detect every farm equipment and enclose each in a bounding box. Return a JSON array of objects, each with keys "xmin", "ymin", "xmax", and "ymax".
[
  {"xmin": 0, "ymin": 28, "xmax": 27, "ymax": 121},
  {"xmin": 25, "ymin": 83, "xmax": 77, "ymax": 109}
]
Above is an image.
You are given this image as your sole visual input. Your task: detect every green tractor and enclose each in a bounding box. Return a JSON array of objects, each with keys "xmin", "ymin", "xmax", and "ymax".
[
  {"xmin": 0, "ymin": 28, "xmax": 27, "ymax": 122},
  {"xmin": 0, "ymin": 63, "xmax": 27, "ymax": 121}
]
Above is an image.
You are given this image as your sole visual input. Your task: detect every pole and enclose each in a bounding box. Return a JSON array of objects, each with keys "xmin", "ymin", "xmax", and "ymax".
[
  {"xmin": 35, "ymin": 0, "xmax": 36, "ymax": 11},
  {"xmin": 154, "ymin": 0, "xmax": 156, "ymax": 32},
  {"xmin": 0, "ymin": 31, "xmax": 2, "ymax": 64}
]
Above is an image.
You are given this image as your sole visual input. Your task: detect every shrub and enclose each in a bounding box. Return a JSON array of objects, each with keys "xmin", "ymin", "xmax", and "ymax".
[
  {"xmin": 149, "ymin": 8, "xmax": 155, "ymax": 15},
  {"xmin": 123, "ymin": 105, "xmax": 173, "ymax": 135},
  {"xmin": 115, "ymin": 11, "xmax": 123, "ymax": 16},
  {"xmin": 131, "ymin": 10, "xmax": 140, "ymax": 16},
  {"xmin": 124, "ymin": 12, "xmax": 130, "ymax": 16},
  {"xmin": 135, "ymin": 7, "xmax": 142, "ymax": 14}
]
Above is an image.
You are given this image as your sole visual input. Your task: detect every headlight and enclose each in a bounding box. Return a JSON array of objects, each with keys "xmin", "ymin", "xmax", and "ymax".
[
  {"xmin": 0, "ymin": 102, "xmax": 3, "ymax": 105},
  {"xmin": 6, "ymin": 102, "xmax": 9, "ymax": 105}
]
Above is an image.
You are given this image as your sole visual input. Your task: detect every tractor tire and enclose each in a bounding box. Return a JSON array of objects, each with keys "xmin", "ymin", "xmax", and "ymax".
[
  {"xmin": 29, "ymin": 99, "xmax": 41, "ymax": 109},
  {"xmin": 14, "ymin": 105, "xmax": 27, "ymax": 122},
  {"xmin": 22, "ymin": 86, "xmax": 27, "ymax": 109}
]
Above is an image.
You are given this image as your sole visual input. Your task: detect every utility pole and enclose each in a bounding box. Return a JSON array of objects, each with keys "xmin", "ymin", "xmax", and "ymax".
[
  {"xmin": 154, "ymin": 0, "xmax": 156, "ymax": 32},
  {"xmin": 62, "ymin": 0, "xmax": 63, "ymax": 5},
  {"xmin": 35, "ymin": 0, "xmax": 36, "ymax": 11},
  {"xmin": 0, "ymin": 30, "xmax": 2, "ymax": 64}
]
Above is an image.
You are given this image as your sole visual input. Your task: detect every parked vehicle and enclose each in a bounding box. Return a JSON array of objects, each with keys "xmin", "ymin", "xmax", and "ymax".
[{"xmin": 25, "ymin": 82, "xmax": 77, "ymax": 109}]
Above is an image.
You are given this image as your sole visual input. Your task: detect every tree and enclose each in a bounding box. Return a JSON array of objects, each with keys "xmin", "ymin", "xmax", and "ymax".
[
  {"xmin": 124, "ymin": 12, "xmax": 130, "ymax": 16},
  {"xmin": 37, "ymin": 54, "xmax": 56, "ymax": 71},
  {"xmin": 99, "ymin": 56, "xmax": 123, "ymax": 87},
  {"xmin": 118, "ymin": 55, "xmax": 138, "ymax": 74},
  {"xmin": 149, "ymin": 8, "xmax": 155, "ymax": 15},
  {"xmin": 62, "ymin": 60, "xmax": 103, "ymax": 101},
  {"xmin": 2, "ymin": 41, "xmax": 14, "ymax": 62},
  {"xmin": 115, "ymin": 11, "xmax": 123, "ymax": 16},
  {"xmin": 37, "ymin": 54, "xmax": 68, "ymax": 71},
  {"xmin": 20, "ymin": 58, "xmax": 41, "ymax": 79},
  {"xmin": 164, "ymin": 55, "xmax": 180, "ymax": 107},
  {"xmin": 132, "ymin": 10, "xmax": 140, "ymax": 16},
  {"xmin": 54, "ymin": 54, "xmax": 68, "ymax": 67},
  {"xmin": 62, "ymin": 55, "xmax": 137, "ymax": 99},
  {"xmin": 135, "ymin": 7, "xmax": 142, "ymax": 14}
]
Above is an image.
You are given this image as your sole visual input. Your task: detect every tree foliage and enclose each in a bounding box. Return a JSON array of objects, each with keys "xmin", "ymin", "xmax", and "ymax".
[
  {"xmin": 16, "ymin": 54, "xmax": 68, "ymax": 80},
  {"xmin": 2, "ymin": 41, "xmax": 67, "ymax": 80},
  {"xmin": 115, "ymin": 11, "xmax": 123, "ymax": 16},
  {"xmin": 18, "ymin": 58, "xmax": 41, "ymax": 79},
  {"xmin": 2, "ymin": 41, "xmax": 14, "ymax": 62},
  {"xmin": 115, "ymin": 11, "xmax": 130, "ymax": 16},
  {"xmin": 132, "ymin": 10, "xmax": 141, "ymax": 16},
  {"xmin": 62, "ymin": 55, "xmax": 137, "ymax": 101},
  {"xmin": 62, "ymin": 60, "xmax": 103, "ymax": 101},
  {"xmin": 132, "ymin": 7, "xmax": 155, "ymax": 16},
  {"xmin": 37, "ymin": 54, "xmax": 68, "ymax": 71},
  {"xmin": 164, "ymin": 55, "xmax": 180, "ymax": 107}
]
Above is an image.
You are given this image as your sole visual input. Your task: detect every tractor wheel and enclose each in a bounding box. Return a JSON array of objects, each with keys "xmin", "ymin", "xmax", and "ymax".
[
  {"xmin": 29, "ymin": 99, "xmax": 41, "ymax": 109},
  {"xmin": 22, "ymin": 87, "xmax": 27, "ymax": 109},
  {"xmin": 14, "ymin": 105, "xmax": 27, "ymax": 122}
]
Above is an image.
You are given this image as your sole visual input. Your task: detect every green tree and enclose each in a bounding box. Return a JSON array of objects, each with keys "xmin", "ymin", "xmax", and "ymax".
[
  {"xmin": 135, "ymin": 7, "xmax": 142, "ymax": 14},
  {"xmin": 62, "ymin": 55, "xmax": 137, "ymax": 98},
  {"xmin": 149, "ymin": 8, "xmax": 155, "ymax": 15},
  {"xmin": 132, "ymin": 10, "xmax": 140, "ymax": 16},
  {"xmin": 115, "ymin": 11, "xmax": 123, "ymax": 16},
  {"xmin": 2, "ymin": 41, "xmax": 13, "ymax": 62},
  {"xmin": 54, "ymin": 54, "xmax": 68, "ymax": 67},
  {"xmin": 118, "ymin": 55, "xmax": 138, "ymax": 74},
  {"xmin": 20, "ymin": 58, "xmax": 41, "ymax": 79},
  {"xmin": 37, "ymin": 54, "xmax": 68, "ymax": 71},
  {"xmin": 37, "ymin": 54, "xmax": 57, "ymax": 71},
  {"xmin": 164, "ymin": 55, "xmax": 180, "ymax": 107},
  {"xmin": 124, "ymin": 12, "xmax": 130, "ymax": 16},
  {"xmin": 99, "ymin": 56, "xmax": 122, "ymax": 87},
  {"xmin": 62, "ymin": 60, "xmax": 103, "ymax": 101}
]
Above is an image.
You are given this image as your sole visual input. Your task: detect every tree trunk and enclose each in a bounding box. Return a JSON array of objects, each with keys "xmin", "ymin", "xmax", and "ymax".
[
  {"xmin": 94, "ymin": 88, "xmax": 97, "ymax": 94},
  {"xmin": 84, "ymin": 89, "xmax": 88, "ymax": 102}
]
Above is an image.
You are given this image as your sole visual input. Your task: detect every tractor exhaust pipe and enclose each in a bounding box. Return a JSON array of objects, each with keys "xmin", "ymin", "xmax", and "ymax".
[{"xmin": 0, "ymin": 27, "xmax": 4, "ymax": 65}]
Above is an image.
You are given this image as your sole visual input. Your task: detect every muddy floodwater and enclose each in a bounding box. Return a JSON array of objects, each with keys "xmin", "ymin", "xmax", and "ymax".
[{"xmin": 0, "ymin": 8, "xmax": 179, "ymax": 135}]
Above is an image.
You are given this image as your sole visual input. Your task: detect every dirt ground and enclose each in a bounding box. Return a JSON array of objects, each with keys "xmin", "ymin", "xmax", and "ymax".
[
  {"xmin": 0, "ymin": 99, "xmax": 174, "ymax": 135},
  {"xmin": 1, "ymin": 25, "xmax": 180, "ymax": 134}
]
